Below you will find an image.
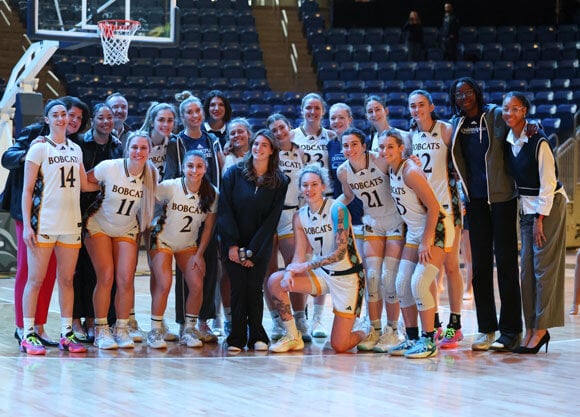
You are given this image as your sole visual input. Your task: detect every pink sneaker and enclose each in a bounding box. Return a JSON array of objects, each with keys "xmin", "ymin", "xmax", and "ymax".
[
  {"xmin": 434, "ymin": 326, "xmax": 444, "ymax": 344},
  {"xmin": 59, "ymin": 332, "xmax": 88, "ymax": 353},
  {"xmin": 439, "ymin": 327, "xmax": 464, "ymax": 349},
  {"xmin": 20, "ymin": 333, "xmax": 47, "ymax": 356}
]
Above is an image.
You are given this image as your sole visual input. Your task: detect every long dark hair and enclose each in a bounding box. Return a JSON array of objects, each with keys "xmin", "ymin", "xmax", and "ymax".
[
  {"xmin": 61, "ymin": 96, "xmax": 90, "ymax": 133},
  {"xmin": 203, "ymin": 90, "xmax": 232, "ymax": 124},
  {"xmin": 242, "ymin": 128, "xmax": 285, "ymax": 189},
  {"xmin": 408, "ymin": 89, "xmax": 440, "ymax": 131},
  {"xmin": 449, "ymin": 77, "xmax": 485, "ymax": 116},
  {"xmin": 182, "ymin": 150, "xmax": 216, "ymax": 213}
]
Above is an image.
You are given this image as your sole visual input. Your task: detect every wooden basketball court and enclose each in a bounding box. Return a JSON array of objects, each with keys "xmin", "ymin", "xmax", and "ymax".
[{"xmin": 1, "ymin": 251, "xmax": 579, "ymax": 416}]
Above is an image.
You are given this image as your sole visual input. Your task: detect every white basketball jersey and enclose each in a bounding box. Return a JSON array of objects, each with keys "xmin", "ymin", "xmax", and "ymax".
[
  {"xmin": 153, "ymin": 178, "xmax": 218, "ymax": 247},
  {"xmin": 344, "ymin": 153, "xmax": 401, "ymax": 229},
  {"xmin": 89, "ymin": 159, "xmax": 143, "ymax": 235},
  {"xmin": 292, "ymin": 126, "xmax": 331, "ymax": 169},
  {"xmin": 388, "ymin": 160, "xmax": 427, "ymax": 233},
  {"xmin": 149, "ymin": 136, "xmax": 169, "ymax": 180},
  {"xmin": 26, "ymin": 138, "xmax": 83, "ymax": 235},
  {"xmin": 278, "ymin": 143, "xmax": 305, "ymax": 206},
  {"xmin": 298, "ymin": 198, "xmax": 356, "ymax": 272},
  {"xmin": 411, "ymin": 121, "xmax": 454, "ymax": 212}
]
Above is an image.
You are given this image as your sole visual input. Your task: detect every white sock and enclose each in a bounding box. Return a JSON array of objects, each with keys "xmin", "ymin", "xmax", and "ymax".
[
  {"xmin": 293, "ymin": 310, "xmax": 306, "ymax": 320},
  {"xmin": 282, "ymin": 319, "xmax": 299, "ymax": 339},
  {"xmin": 371, "ymin": 319, "xmax": 382, "ymax": 332},
  {"xmin": 61, "ymin": 317, "xmax": 73, "ymax": 337},
  {"xmin": 313, "ymin": 304, "xmax": 324, "ymax": 320},
  {"xmin": 151, "ymin": 315, "xmax": 163, "ymax": 330},
  {"xmin": 23, "ymin": 318, "xmax": 35, "ymax": 337},
  {"xmin": 223, "ymin": 307, "xmax": 231, "ymax": 321},
  {"xmin": 185, "ymin": 314, "xmax": 198, "ymax": 329},
  {"xmin": 116, "ymin": 318, "xmax": 129, "ymax": 328}
]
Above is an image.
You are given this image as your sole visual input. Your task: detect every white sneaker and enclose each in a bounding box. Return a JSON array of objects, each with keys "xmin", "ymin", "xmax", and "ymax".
[
  {"xmin": 211, "ymin": 317, "xmax": 224, "ymax": 337},
  {"xmin": 296, "ymin": 318, "xmax": 312, "ymax": 342},
  {"xmin": 254, "ymin": 341, "xmax": 269, "ymax": 351},
  {"xmin": 357, "ymin": 327, "xmax": 379, "ymax": 351},
  {"xmin": 94, "ymin": 326, "xmax": 118, "ymax": 350},
  {"xmin": 311, "ymin": 318, "xmax": 328, "ymax": 338},
  {"xmin": 147, "ymin": 327, "xmax": 167, "ymax": 349},
  {"xmin": 127, "ymin": 317, "xmax": 143, "ymax": 343},
  {"xmin": 180, "ymin": 327, "xmax": 203, "ymax": 348},
  {"xmin": 269, "ymin": 332, "xmax": 305, "ymax": 353},
  {"xmin": 114, "ymin": 326, "xmax": 135, "ymax": 349},
  {"xmin": 271, "ymin": 318, "xmax": 284, "ymax": 340},
  {"xmin": 162, "ymin": 319, "xmax": 178, "ymax": 342},
  {"xmin": 197, "ymin": 320, "xmax": 218, "ymax": 343},
  {"xmin": 471, "ymin": 332, "xmax": 496, "ymax": 351},
  {"xmin": 373, "ymin": 327, "xmax": 402, "ymax": 353},
  {"xmin": 227, "ymin": 345, "xmax": 242, "ymax": 353}
]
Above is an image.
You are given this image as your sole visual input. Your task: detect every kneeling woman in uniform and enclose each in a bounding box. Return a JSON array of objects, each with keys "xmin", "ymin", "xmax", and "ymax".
[
  {"xmin": 379, "ymin": 129, "xmax": 454, "ymax": 359},
  {"xmin": 268, "ymin": 165, "xmax": 368, "ymax": 354}
]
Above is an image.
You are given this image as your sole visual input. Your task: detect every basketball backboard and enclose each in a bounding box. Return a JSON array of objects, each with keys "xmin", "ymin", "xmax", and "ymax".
[{"xmin": 28, "ymin": 0, "xmax": 179, "ymax": 46}]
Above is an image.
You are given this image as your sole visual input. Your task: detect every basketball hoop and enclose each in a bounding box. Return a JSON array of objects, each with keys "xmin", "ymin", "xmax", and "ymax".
[{"xmin": 98, "ymin": 20, "xmax": 141, "ymax": 65}]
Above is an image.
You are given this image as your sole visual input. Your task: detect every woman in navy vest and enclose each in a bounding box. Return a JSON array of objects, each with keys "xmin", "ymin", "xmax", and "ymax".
[{"xmin": 502, "ymin": 92, "xmax": 567, "ymax": 354}]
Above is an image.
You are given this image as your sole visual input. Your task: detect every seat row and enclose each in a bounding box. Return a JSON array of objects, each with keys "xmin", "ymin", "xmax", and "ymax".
[
  {"xmin": 316, "ymin": 59, "xmax": 579, "ymax": 82},
  {"xmin": 53, "ymin": 55, "xmax": 267, "ymax": 79},
  {"xmin": 312, "ymin": 41, "xmax": 579, "ymax": 64},
  {"xmin": 180, "ymin": 8, "xmax": 254, "ymax": 27},
  {"xmin": 321, "ymin": 78, "xmax": 580, "ymax": 94},
  {"xmin": 307, "ymin": 25, "xmax": 579, "ymax": 48}
]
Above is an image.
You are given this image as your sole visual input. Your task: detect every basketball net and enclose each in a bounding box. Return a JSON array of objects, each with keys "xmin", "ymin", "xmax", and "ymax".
[{"xmin": 98, "ymin": 20, "xmax": 141, "ymax": 65}]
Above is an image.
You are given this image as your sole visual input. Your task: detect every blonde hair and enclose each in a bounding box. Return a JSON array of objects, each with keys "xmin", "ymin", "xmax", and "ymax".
[{"xmin": 125, "ymin": 131, "xmax": 158, "ymax": 231}]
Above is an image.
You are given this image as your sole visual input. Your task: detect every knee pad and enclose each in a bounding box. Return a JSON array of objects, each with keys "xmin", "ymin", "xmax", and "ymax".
[
  {"xmin": 395, "ymin": 260, "xmax": 416, "ymax": 308},
  {"xmin": 382, "ymin": 256, "xmax": 400, "ymax": 305},
  {"xmin": 364, "ymin": 256, "xmax": 383, "ymax": 302},
  {"xmin": 411, "ymin": 263, "xmax": 440, "ymax": 311}
]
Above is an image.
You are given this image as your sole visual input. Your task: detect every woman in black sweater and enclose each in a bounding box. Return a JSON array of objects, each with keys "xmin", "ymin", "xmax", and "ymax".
[{"xmin": 218, "ymin": 129, "xmax": 288, "ymax": 352}]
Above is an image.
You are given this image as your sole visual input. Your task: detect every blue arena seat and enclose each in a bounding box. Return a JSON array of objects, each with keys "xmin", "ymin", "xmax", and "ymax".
[
  {"xmin": 496, "ymin": 26, "xmax": 516, "ymax": 43},
  {"xmin": 370, "ymin": 45, "xmax": 390, "ymax": 62},
  {"xmin": 459, "ymin": 26, "xmax": 478, "ymax": 44},
  {"xmin": 534, "ymin": 91, "xmax": 554, "ymax": 105},
  {"xmin": 536, "ymin": 26, "xmax": 558, "ymax": 42},
  {"xmin": 357, "ymin": 62, "xmax": 377, "ymax": 81},
  {"xmin": 363, "ymin": 80, "xmax": 385, "ymax": 94},
  {"xmin": 415, "ymin": 62, "xmax": 435, "ymax": 80},
  {"xmin": 333, "ymin": 44, "xmax": 354, "ymax": 63},
  {"xmin": 541, "ymin": 42, "xmax": 564, "ymax": 60},
  {"xmin": 493, "ymin": 61, "xmax": 514, "ymax": 80},
  {"xmin": 394, "ymin": 62, "xmax": 416, "ymax": 80},
  {"xmin": 514, "ymin": 61, "xmax": 535, "ymax": 80},
  {"xmin": 501, "ymin": 43, "xmax": 522, "ymax": 61},
  {"xmin": 352, "ymin": 44, "xmax": 372, "ymax": 62},
  {"xmin": 482, "ymin": 43, "xmax": 503, "ymax": 61},
  {"xmin": 322, "ymin": 80, "xmax": 345, "ymax": 93},
  {"xmin": 364, "ymin": 28, "xmax": 384, "ymax": 45},
  {"xmin": 486, "ymin": 80, "xmax": 507, "ymax": 92},
  {"xmin": 534, "ymin": 104, "xmax": 557, "ymax": 119},
  {"xmin": 339, "ymin": 62, "xmax": 359, "ymax": 81},
  {"xmin": 516, "ymin": 26, "xmax": 536, "ymax": 43},
  {"xmin": 389, "ymin": 45, "xmax": 409, "ymax": 61},
  {"xmin": 433, "ymin": 61, "xmax": 454, "ymax": 80},
  {"xmin": 478, "ymin": 26, "xmax": 497, "ymax": 43},
  {"xmin": 345, "ymin": 80, "xmax": 365, "ymax": 92},
  {"xmin": 377, "ymin": 62, "xmax": 397, "ymax": 80}
]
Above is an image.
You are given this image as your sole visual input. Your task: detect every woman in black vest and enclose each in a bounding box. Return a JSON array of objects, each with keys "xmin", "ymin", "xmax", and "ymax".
[{"xmin": 502, "ymin": 92, "xmax": 567, "ymax": 354}]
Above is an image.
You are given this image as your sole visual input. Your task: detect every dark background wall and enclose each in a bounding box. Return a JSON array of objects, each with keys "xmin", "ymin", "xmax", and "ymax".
[{"xmin": 331, "ymin": 0, "xmax": 578, "ymax": 28}]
